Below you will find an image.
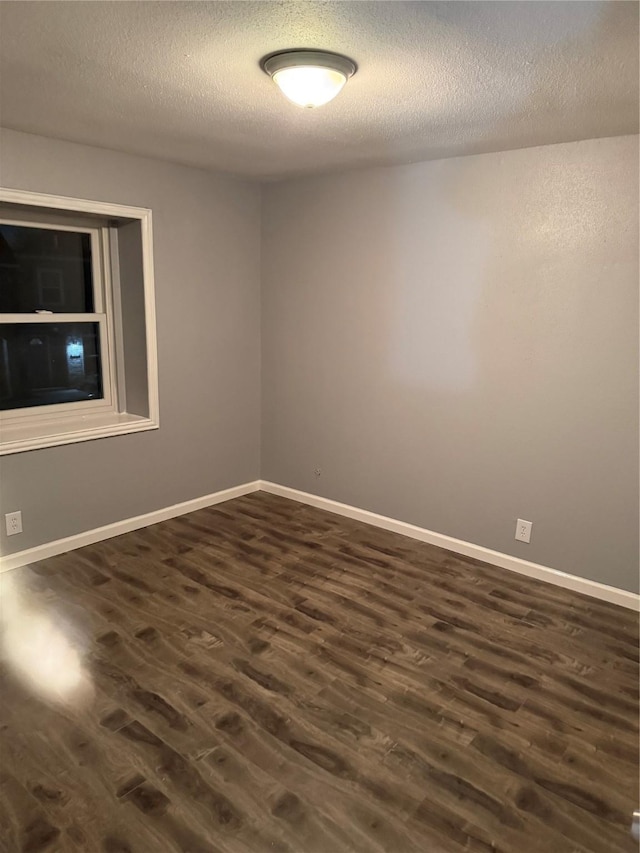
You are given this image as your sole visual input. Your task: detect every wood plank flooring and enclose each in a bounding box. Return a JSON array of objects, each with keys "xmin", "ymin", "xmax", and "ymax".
[{"xmin": 0, "ymin": 492, "xmax": 638, "ymax": 853}]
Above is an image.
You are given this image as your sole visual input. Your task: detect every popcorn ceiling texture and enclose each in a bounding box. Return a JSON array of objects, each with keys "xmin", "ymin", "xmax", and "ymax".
[{"xmin": 0, "ymin": 1, "xmax": 637, "ymax": 179}]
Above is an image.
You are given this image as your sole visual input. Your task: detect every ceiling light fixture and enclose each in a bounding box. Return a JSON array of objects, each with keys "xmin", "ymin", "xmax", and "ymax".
[{"xmin": 261, "ymin": 49, "xmax": 357, "ymax": 109}]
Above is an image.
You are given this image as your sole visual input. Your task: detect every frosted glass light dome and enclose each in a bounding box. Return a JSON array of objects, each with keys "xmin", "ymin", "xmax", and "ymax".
[{"xmin": 262, "ymin": 50, "xmax": 357, "ymax": 109}]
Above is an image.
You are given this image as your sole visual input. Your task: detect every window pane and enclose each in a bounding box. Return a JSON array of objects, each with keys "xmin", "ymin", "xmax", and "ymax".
[
  {"xmin": 0, "ymin": 225, "xmax": 94, "ymax": 312},
  {"xmin": 0, "ymin": 322, "xmax": 103, "ymax": 410}
]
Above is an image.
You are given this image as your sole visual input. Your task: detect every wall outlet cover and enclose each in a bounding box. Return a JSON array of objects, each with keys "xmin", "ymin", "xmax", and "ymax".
[
  {"xmin": 515, "ymin": 518, "xmax": 532, "ymax": 544},
  {"xmin": 5, "ymin": 511, "xmax": 23, "ymax": 536}
]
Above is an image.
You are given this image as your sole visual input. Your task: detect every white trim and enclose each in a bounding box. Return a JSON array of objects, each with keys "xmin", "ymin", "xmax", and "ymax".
[
  {"xmin": 106, "ymin": 226, "xmax": 127, "ymax": 412},
  {"xmin": 0, "ymin": 187, "xmax": 152, "ymax": 222},
  {"xmin": 0, "ymin": 411, "xmax": 157, "ymax": 455},
  {"xmin": 259, "ymin": 482, "xmax": 640, "ymax": 611},
  {"xmin": 0, "ymin": 481, "xmax": 261, "ymax": 572},
  {"xmin": 140, "ymin": 209, "xmax": 159, "ymax": 427},
  {"xmin": 1, "ymin": 478, "xmax": 637, "ymax": 611},
  {"xmin": 0, "ymin": 187, "xmax": 160, "ymax": 451}
]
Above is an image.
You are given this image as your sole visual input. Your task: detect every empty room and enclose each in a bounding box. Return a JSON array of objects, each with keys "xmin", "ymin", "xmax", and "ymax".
[{"xmin": 0, "ymin": 1, "xmax": 638, "ymax": 851}]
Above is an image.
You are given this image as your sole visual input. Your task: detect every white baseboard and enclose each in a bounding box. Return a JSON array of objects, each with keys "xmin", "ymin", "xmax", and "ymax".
[
  {"xmin": 0, "ymin": 480, "xmax": 261, "ymax": 573},
  {"xmin": 2, "ymin": 477, "xmax": 637, "ymax": 611},
  {"xmin": 260, "ymin": 481, "xmax": 640, "ymax": 612}
]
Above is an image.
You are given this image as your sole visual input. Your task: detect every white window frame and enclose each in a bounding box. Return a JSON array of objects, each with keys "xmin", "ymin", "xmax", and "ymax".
[
  {"xmin": 0, "ymin": 216, "xmax": 115, "ymax": 421},
  {"xmin": 0, "ymin": 188, "xmax": 159, "ymax": 455}
]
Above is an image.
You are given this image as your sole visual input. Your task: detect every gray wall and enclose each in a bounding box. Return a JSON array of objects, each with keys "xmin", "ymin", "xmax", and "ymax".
[
  {"xmin": 0, "ymin": 128, "xmax": 261, "ymax": 555},
  {"xmin": 2, "ymin": 129, "xmax": 637, "ymax": 594},
  {"xmin": 262, "ymin": 135, "xmax": 639, "ymax": 593}
]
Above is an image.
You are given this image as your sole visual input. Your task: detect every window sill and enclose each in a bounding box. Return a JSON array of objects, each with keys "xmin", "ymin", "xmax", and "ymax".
[{"xmin": 0, "ymin": 410, "xmax": 158, "ymax": 455}]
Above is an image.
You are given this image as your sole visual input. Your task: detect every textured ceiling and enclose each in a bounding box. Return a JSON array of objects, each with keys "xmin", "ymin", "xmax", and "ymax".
[{"xmin": 0, "ymin": 1, "xmax": 638, "ymax": 180}]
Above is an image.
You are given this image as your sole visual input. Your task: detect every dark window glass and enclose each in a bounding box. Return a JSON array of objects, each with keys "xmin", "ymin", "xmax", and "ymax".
[
  {"xmin": 0, "ymin": 225, "xmax": 94, "ymax": 313},
  {"xmin": 0, "ymin": 322, "xmax": 103, "ymax": 410}
]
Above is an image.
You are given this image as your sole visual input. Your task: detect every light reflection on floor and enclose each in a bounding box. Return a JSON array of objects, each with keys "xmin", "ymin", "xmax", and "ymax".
[{"xmin": 0, "ymin": 570, "xmax": 93, "ymax": 708}]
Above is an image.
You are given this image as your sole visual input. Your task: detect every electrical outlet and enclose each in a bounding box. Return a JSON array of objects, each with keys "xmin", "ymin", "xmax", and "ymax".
[
  {"xmin": 5, "ymin": 511, "xmax": 22, "ymax": 536},
  {"xmin": 515, "ymin": 518, "xmax": 532, "ymax": 544}
]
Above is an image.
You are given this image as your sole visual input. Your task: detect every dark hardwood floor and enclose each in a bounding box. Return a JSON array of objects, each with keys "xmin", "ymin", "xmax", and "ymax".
[{"xmin": 0, "ymin": 492, "xmax": 638, "ymax": 853}]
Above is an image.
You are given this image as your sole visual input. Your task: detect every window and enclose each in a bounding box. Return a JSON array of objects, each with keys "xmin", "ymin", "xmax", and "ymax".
[
  {"xmin": 0, "ymin": 189, "xmax": 159, "ymax": 454},
  {"xmin": 1, "ymin": 219, "xmax": 110, "ymax": 414}
]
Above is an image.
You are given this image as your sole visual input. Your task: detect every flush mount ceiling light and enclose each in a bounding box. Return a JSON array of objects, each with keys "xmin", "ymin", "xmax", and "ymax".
[{"xmin": 261, "ymin": 49, "xmax": 357, "ymax": 108}]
